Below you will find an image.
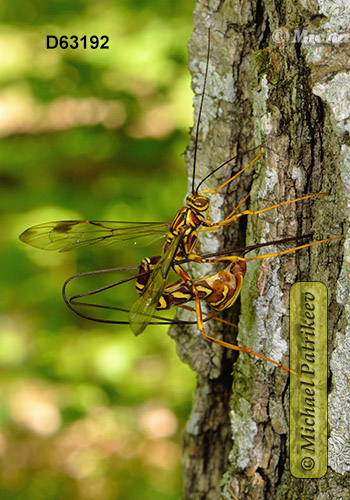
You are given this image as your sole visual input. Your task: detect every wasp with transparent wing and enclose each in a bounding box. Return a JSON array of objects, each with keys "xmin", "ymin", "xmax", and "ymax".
[
  {"xmin": 19, "ymin": 29, "xmax": 343, "ymax": 372},
  {"xmin": 19, "ymin": 29, "xmax": 262, "ymax": 336}
]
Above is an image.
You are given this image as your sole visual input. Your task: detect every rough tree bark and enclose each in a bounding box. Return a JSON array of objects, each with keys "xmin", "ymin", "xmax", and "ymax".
[{"xmin": 169, "ymin": 1, "xmax": 349, "ymax": 499}]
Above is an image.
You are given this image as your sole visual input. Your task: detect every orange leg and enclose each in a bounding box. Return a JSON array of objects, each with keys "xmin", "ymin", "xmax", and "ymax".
[
  {"xmin": 219, "ymin": 191, "xmax": 329, "ymax": 228},
  {"xmin": 241, "ymin": 235, "xmax": 343, "ymax": 262},
  {"xmin": 198, "ymin": 146, "xmax": 263, "ymax": 196},
  {"xmin": 174, "ymin": 262, "xmax": 296, "ymax": 374},
  {"xmin": 198, "ymin": 191, "xmax": 330, "ymax": 233},
  {"xmin": 202, "ymin": 236, "xmax": 343, "ymax": 266},
  {"xmin": 228, "ymin": 488, "xmax": 239, "ymax": 500},
  {"xmin": 197, "ymin": 146, "xmax": 329, "ymax": 238},
  {"xmin": 177, "ymin": 304, "xmax": 238, "ymax": 329},
  {"xmin": 188, "ymin": 289, "xmax": 297, "ymax": 375},
  {"xmin": 190, "ymin": 234, "xmax": 344, "ymax": 374}
]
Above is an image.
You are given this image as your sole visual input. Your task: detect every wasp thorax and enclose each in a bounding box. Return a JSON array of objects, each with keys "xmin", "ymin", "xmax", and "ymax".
[{"xmin": 186, "ymin": 193, "xmax": 209, "ymax": 211}]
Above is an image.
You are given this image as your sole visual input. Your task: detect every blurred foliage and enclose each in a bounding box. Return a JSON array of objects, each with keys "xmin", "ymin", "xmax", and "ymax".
[{"xmin": 0, "ymin": 1, "xmax": 197, "ymax": 499}]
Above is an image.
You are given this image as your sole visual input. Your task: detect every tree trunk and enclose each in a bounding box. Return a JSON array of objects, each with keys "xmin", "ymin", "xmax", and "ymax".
[{"xmin": 169, "ymin": 1, "xmax": 349, "ymax": 498}]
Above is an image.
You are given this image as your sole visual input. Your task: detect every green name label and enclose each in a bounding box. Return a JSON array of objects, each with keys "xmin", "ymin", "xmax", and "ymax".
[{"xmin": 290, "ymin": 282, "xmax": 328, "ymax": 478}]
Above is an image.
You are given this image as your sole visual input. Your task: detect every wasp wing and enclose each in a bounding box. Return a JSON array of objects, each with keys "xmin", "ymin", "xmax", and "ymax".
[
  {"xmin": 129, "ymin": 235, "xmax": 181, "ymax": 336},
  {"xmin": 19, "ymin": 220, "xmax": 171, "ymax": 252}
]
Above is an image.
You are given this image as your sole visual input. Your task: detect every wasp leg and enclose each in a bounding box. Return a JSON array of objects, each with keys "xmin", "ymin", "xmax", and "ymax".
[
  {"xmin": 176, "ymin": 304, "xmax": 238, "ymax": 329},
  {"xmin": 198, "ymin": 146, "xmax": 263, "ymax": 196},
  {"xmin": 199, "ymin": 191, "xmax": 330, "ymax": 235},
  {"xmin": 190, "ymin": 285, "xmax": 296, "ymax": 374},
  {"xmin": 197, "ymin": 192, "xmax": 251, "ymax": 234},
  {"xmin": 218, "ymin": 191, "xmax": 329, "ymax": 228},
  {"xmin": 183, "ymin": 256, "xmax": 296, "ymax": 374},
  {"xmin": 240, "ymin": 235, "xmax": 343, "ymax": 262}
]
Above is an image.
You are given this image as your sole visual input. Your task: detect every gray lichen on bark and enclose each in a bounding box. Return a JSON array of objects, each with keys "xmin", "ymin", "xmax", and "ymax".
[{"xmin": 169, "ymin": 0, "xmax": 349, "ymax": 498}]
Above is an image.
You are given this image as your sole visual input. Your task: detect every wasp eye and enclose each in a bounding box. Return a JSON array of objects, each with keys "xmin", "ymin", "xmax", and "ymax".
[
  {"xmin": 186, "ymin": 194, "xmax": 209, "ymax": 211},
  {"xmin": 195, "ymin": 197, "xmax": 207, "ymax": 208}
]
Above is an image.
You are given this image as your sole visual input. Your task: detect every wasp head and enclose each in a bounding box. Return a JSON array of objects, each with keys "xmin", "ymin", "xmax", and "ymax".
[{"xmin": 186, "ymin": 193, "xmax": 209, "ymax": 212}]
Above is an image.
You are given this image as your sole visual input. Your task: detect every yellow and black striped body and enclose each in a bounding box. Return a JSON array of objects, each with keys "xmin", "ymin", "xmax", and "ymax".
[
  {"xmin": 135, "ymin": 256, "xmax": 161, "ymax": 294},
  {"xmin": 134, "ymin": 193, "xmax": 211, "ymax": 294},
  {"xmin": 163, "ymin": 193, "xmax": 211, "ymax": 259},
  {"xmin": 136, "ymin": 257, "xmax": 247, "ymax": 313},
  {"xmin": 160, "ymin": 259, "xmax": 246, "ymax": 311}
]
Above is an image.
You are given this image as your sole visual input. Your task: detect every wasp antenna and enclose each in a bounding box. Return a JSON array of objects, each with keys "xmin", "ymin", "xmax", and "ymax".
[{"xmin": 192, "ymin": 27, "xmax": 211, "ymax": 194}]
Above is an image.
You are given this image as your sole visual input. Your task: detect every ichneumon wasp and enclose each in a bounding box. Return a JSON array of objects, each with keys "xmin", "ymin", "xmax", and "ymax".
[{"xmin": 19, "ymin": 29, "xmax": 343, "ymax": 372}]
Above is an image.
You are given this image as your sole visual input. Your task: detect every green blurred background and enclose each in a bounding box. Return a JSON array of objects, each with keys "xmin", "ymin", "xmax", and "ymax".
[{"xmin": 1, "ymin": 1, "xmax": 197, "ymax": 498}]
